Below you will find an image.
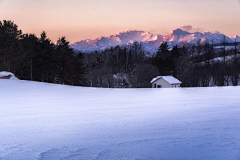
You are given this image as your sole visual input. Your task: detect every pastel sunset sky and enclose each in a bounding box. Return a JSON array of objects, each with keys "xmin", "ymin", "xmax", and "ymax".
[{"xmin": 1, "ymin": 0, "xmax": 240, "ymax": 43}]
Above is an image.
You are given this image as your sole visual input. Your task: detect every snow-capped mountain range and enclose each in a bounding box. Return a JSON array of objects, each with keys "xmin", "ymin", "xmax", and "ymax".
[{"xmin": 70, "ymin": 27, "xmax": 240, "ymax": 53}]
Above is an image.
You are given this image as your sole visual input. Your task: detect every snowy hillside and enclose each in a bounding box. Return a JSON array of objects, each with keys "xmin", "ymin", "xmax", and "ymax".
[
  {"xmin": 1, "ymin": 79, "xmax": 240, "ymax": 159},
  {"xmin": 71, "ymin": 27, "xmax": 239, "ymax": 53}
]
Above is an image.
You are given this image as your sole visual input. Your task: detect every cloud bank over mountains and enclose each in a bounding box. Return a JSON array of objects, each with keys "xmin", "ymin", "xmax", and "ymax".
[{"xmin": 179, "ymin": 25, "xmax": 204, "ymax": 33}]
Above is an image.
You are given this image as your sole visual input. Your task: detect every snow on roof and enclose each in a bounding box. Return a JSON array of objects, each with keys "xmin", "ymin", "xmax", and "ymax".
[
  {"xmin": 0, "ymin": 71, "xmax": 19, "ymax": 80},
  {"xmin": 150, "ymin": 76, "xmax": 182, "ymax": 84}
]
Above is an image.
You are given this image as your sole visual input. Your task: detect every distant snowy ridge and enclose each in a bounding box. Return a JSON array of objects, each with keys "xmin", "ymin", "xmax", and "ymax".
[
  {"xmin": 70, "ymin": 27, "xmax": 240, "ymax": 53},
  {"xmin": 70, "ymin": 30, "xmax": 162, "ymax": 53},
  {"xmin": 229, "ymin": 35, "xmax": 240, "ymax": 42}
]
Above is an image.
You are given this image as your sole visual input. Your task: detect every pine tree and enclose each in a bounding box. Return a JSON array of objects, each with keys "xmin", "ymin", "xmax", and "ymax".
[
  {"xmin": 156, "ymin": 42, "xmax": 169, "ymax": 59},
  {"xmin": 0, "ymin": 20, "xmax": 22, "ymax": 72},
  {"xmin": 19, "ymin": 33, "xmax": 39, "ymax": 80}
]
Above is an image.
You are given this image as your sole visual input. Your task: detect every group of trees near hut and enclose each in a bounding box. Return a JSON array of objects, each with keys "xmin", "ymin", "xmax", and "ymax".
[
  {"xmin": 83, "ymin": 42, "xmax": 159, "ymax": 88},
  {"xmin": 1, "ymin": 20, "xmax": 240, "ymax": 88},
  {"xmin": 84, "ymin": 39, "xmax": 240, "ymax": 88}
]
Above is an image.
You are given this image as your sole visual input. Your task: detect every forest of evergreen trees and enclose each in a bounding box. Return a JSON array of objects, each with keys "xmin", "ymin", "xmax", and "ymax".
[
  {"xmin": 1, "ymin": 20, "xmax": 240, "ymax": 88},
  {"xmin": 0, "ymin": 20, "xmax": 87, "ymax": 86}
]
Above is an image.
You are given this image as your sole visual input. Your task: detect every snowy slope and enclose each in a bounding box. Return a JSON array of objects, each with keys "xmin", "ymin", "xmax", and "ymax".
[
  {"xmin": 71, "ymin": 28, "xmax": 238, "ymax": 53},
  {"xmin": 1, "ymin": 80, "xmax": 240, "ymax": 159}
]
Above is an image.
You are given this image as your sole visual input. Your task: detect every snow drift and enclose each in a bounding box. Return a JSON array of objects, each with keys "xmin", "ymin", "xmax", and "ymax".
[
  {"xmin": 0, "ymin": 80, "xmax": 240, "ymax": 159},
  {"xmin": 0, "ymin": 71, "xmax": 18, "ymax": 80}
]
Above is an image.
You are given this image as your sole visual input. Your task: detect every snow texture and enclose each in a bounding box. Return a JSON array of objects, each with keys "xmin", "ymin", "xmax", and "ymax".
[
  {"xmin": 150, "ymin": 76, "xmax": 182, "ymax": 84},
  {"xmin": 1, "ymin": 80, "xmax": 240, "ymax": 159}
]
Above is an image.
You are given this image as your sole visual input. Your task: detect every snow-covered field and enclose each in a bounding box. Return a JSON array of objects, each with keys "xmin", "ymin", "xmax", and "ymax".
[{"xmin": 1, "ymin": 79, "xmax": 240, "ymax": 160}]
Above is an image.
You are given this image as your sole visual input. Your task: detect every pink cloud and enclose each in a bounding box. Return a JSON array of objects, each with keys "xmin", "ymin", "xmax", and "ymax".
[
  {"xmin": 180, "ymin": 25, "xmax": 193, "ymax": 31},
  {"xmin": 179, "ymin": 25, "xmax": 205, "ymax": 33}
]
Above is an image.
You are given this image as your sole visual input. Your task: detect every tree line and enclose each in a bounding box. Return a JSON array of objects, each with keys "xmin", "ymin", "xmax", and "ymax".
[
  {"xmin": 0, "ymin": 20, "xmax": 87, "ymax": 86},
  {"xmin": 83, "ymin": 42, "xmax": 159, "ymax": 88},
  {"xmin": 152, "ymin": 40, "xmax": 240, "ymax": 87},
  {"xmin": 1, "ymin": 20, "xmax": 240, "ymax": 87}
]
